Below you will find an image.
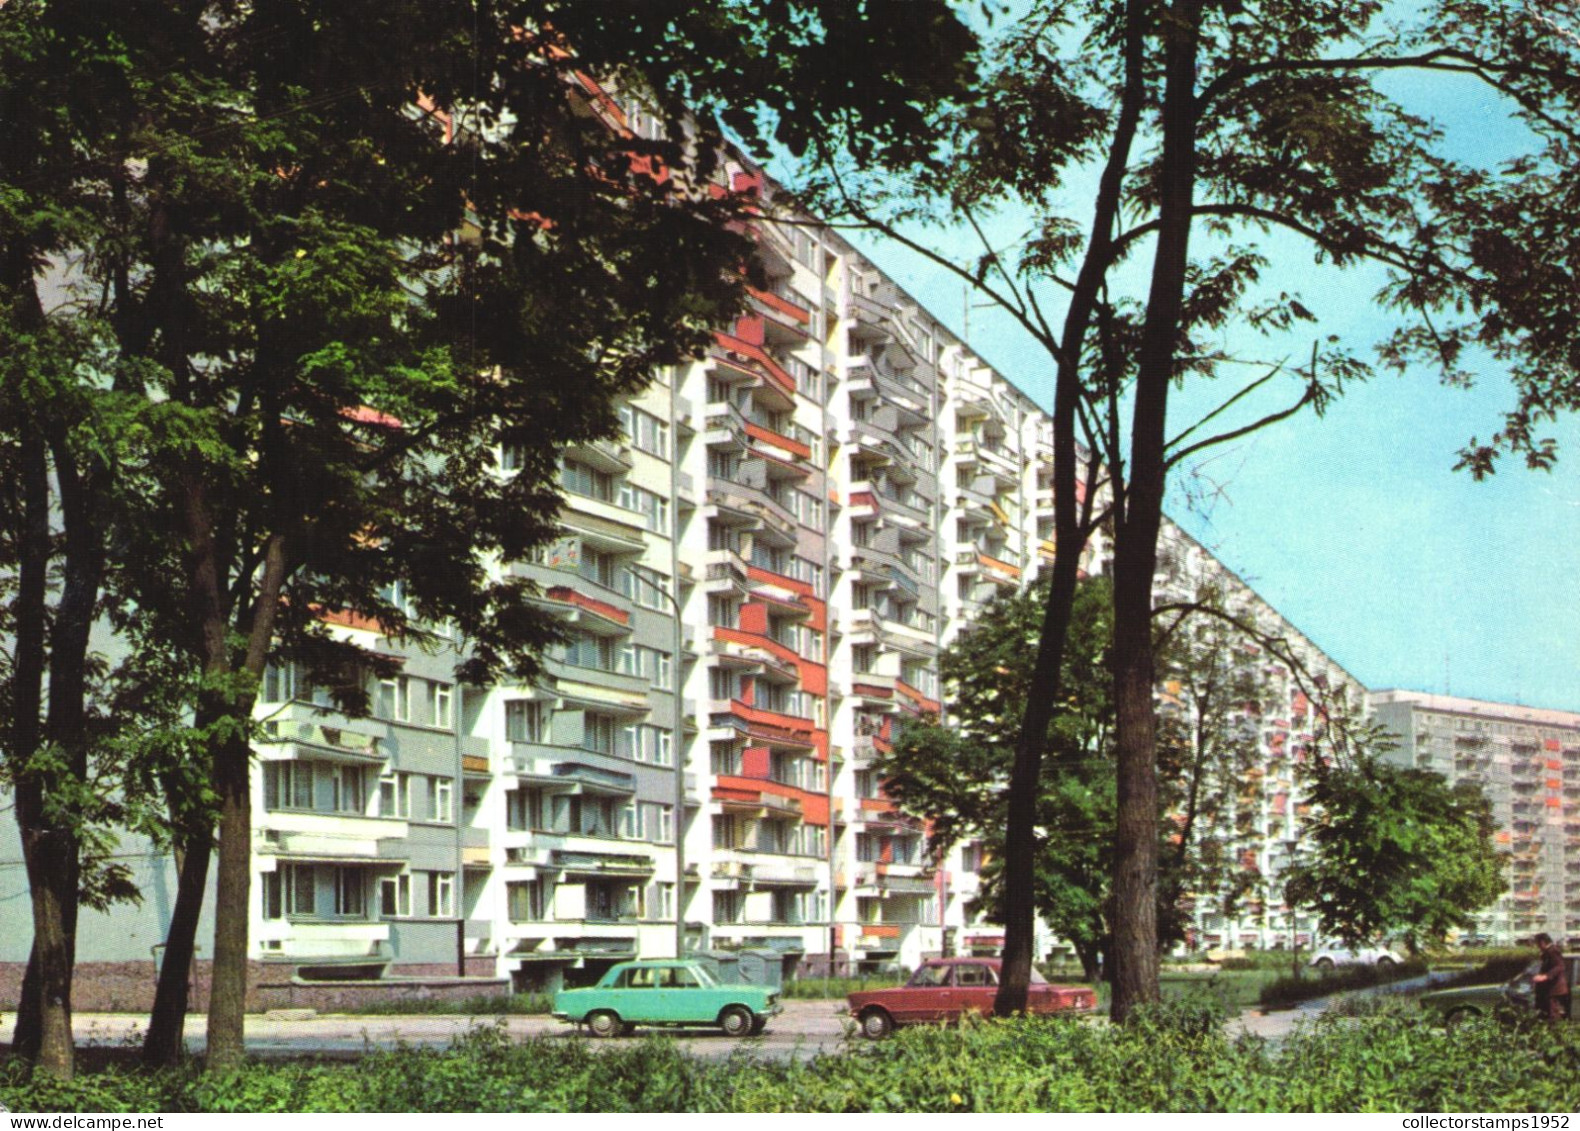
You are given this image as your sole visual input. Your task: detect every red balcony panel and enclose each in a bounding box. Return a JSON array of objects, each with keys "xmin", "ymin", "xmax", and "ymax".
[
  {"xmin": 748, "ymin": 285, "xmax": 813, "ymax": 325},
  {"xmin": 544, "ymin": 586, "xmax": 630, "ymax": 625},
  {"xmin": 745, "ymin": 422, "xmax": 812, "ymax": 461}
]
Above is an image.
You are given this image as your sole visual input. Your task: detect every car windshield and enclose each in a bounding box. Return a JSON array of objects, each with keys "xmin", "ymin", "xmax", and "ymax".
[
  {"xmin": 909, "ymin": 964, "xmax": 952, "ymax": 988},
  {"xmin": 1029, "ymin": 968, "xmax": 1049, "ymax": 985},
  {"xmin": 691, "ymin": 964, "xmax": 719, "ymax": 987}
]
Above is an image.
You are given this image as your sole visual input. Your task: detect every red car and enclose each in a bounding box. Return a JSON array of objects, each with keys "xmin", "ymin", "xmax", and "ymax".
[{"xmin": 846, "ymin": 957, "xmax": 1098, "ymax": 1038}]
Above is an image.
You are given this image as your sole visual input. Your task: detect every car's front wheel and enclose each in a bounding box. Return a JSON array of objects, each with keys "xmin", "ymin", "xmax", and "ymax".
[
  {"xmin": 1314, "ymin": 957, "xmax": 1335, "ymax": 972},
  {"xmin": 1376, "ymin": 956, "xmax": 1396, "ymax": 971},
  {"xmin": 719, "ymin": 1005, "xmax": 754, "ymax": 1037},
  {"xmin": 586, "ymin": 1010, "xmax": 624, "ymax": 1038},
  {"xmin": 859, "ymin": 1007, "xmax": 894, "ymax": 1040}
]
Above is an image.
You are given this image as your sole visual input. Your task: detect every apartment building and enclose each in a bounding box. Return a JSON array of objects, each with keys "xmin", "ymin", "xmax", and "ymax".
[
  {"xmin": 0, "ymin": 143, "xmax": 1416, "ymax": 1007},
  {"xmin": 1370, "ymin": 691, "xmax": 1580, "ymax": 944}
]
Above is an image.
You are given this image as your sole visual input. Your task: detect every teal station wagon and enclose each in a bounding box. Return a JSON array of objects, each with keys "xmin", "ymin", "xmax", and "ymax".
[{"xmin": 552, "ymin": 959, "xmax": 783, "ymax": 1037}]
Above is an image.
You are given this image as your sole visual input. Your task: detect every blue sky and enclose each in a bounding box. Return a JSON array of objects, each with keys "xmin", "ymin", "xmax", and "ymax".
[{"xmin": 803, "ymin": 28, "xmax": 1580, "ymax": 712}]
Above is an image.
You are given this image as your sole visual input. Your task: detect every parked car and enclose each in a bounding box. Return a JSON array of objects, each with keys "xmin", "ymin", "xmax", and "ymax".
[
  {"xmin": 1420, "ymin": 956, "xmax": 1580, "ymax": 1026},
  {"xmin": 1307, "ymin": 946, "xmax": 1404, "ymax": 972},
  {"xmin": 552, "ymin": 959, "xmax": 782, "ymax": 1037},
  {"xmin": 846, "ymin": 957, "xmax": 1097, "ymax": 1039}
]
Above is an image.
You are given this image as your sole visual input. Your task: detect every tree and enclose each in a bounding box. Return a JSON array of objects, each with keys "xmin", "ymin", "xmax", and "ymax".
[
  {"xmin": 882, "ymin": 574, "xmax": 1281, "ymax": 981},
  {"xmin": 0, "ymin": 0, "xmax": 978, "ymax": 1075},
  {"xmin": 882, "ymin": 577, "xmax": 1117, "ymax": 979},
  {"xmin": 1283, "ymin": 752, "xmax": 1506, "ymax": 954},
  {"xmin": 806, "ymin": 0, "xmax": 1580, "ymax": 1019}
]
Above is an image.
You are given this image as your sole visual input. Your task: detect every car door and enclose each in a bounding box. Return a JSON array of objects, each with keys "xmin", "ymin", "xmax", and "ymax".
[
  {"xmin": 617, "ymin": 963, "xmax": 659, "ymax": 1022},
  {"xmin": 661, "ymin": 963, "xmax": 709, "ymax": 1024},
  {"xmin": 952, "ymin": 961, "xmax": 997, "ymax": 1019},
  {"xmin": 894, "ymin": 962, "xmax": 952, "ymax": 1023}
]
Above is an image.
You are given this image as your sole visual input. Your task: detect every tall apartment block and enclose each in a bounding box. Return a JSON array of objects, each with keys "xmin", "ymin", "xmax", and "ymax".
[
  {"xmin": 1371, "ymin": 691, "xmax": 1580, "ymax": 944},
  {"xmin": 1, "ymin": 122, "xmax": 1508, "ymax": 1009}
]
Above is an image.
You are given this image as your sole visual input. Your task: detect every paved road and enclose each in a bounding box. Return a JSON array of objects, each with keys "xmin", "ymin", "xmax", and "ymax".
[
  {"xmin": 0, "ymin": 999, "xmax": 855, "ymax": 1062},
  {"xmin": 2, "ymin": 975, "xmax": 1452, "ymax": 1060}
]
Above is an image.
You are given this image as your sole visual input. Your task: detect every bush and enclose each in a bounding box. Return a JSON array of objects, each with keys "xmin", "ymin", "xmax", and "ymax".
[{"xmin": 6, "ymin": 1009, "xmax": 1580, "ymax": 1112}]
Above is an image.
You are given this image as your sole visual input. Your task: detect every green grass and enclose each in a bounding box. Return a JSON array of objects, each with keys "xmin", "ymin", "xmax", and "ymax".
[
  {"xmin": 344, "ymin": 992, "xmax": 551, "ymax": 1016},
  {"xmin": 7, "ymin": 1001, "xmax": 1580, "ymax": 1111}
]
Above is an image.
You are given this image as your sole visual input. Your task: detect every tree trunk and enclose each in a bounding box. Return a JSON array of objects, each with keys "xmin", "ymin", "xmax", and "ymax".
[
  {"xmin": 992, "ymin": 0, "xmax": 1147, "ymax": 1018},
  {"xmin": 1107, "ymin": 0, "xmax": 1203, "ymax": 1024},
  {"xmin": 993, "ymin": 551, "xmax": 1082, "ymax": 1015},
  {"xmin": 1110, "ymin": 594, "xmax": 1162, "ymax": 1020},
  {"xmin": 143, "ymin": 825, "xmax": 214, "ymax": 1066},
  {"xmin": 12, "ymin": 947, "xmax": 40, "ymax": 1060},
  {"xmin": 205, "ymin": 730, "xmax": 252, "ymax": 1070}
]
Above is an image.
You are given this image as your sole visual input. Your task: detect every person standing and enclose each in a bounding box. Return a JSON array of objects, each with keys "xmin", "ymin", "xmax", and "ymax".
[{"xmin": 1532, "ymin": 933, "xmax": 1570, "ymax": 1021}]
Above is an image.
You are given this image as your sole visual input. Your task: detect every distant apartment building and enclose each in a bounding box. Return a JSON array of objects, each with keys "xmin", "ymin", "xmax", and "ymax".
[
  {"xmin": 1149, "ymin": 524, "xmax": 1365, "ymax": 954},
  {"xmin": 1371, "ymin": 691, "xmax": 1580, "ymax": 944}
]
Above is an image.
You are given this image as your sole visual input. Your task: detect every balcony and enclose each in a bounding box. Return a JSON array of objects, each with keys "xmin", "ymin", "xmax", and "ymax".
[
  {"xmin": 257, "ymin": 812, "xmax": 409, "ymax": 862},
  {"xmin": 705, "ymin": 479, "xmax": 798, "ymax": 545},
  {"xmin": 535, "ymin": 583, "xmax": 635, "ymax": 637},
  {"xmin": 511, "ymin": 743, "xmax": 641, "ymax": 796},
  {"xmin": 537, "ymin": 658, "xmax": 651, "ymax": 713},
  {"xmin": 704, "ymin": 399, "xmax": 748, "ymax": 450},
  {"xmin": 704, "ymin": 548, "xmax": 751, "ymax": 593},
  {"xmin": 551, "ymin": 849, "xmax": 657, "ymax": 879},
  {"xmin": 255, "ymin": 921, "xmax": 391, "ymax": 965},
  {"xmin": 257, "ymin": 702, "xmax": 389, "ymax": 762}
]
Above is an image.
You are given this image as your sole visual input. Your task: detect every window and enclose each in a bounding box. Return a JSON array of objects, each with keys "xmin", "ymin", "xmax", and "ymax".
[
  {"xmin": 622, "ymin": 564, "xmax": 670, "ymax": 611},
  {"xmin": 428, "ymin": 776, "xmax": 454, "ymax": 822},
  {"xmin": 652, "ymin": 881, "xmax": 675, "ymax": 920},
  {"xmin": 620, "ymin": 802, "xmax": 643, "ymax": 839},
  {"xmin": 800, "ymin": 824, "xmax": 827, "ymax": 857},
  {"xmin": 426, "ymin": 871, "xmax": 454, "ymax": 918},
  {"xmin": 622, "ymin": 723, "xmax": 673, "ymax": 766},
  {"xmin": 771, "ymin": 889, "xmax": 804, "ymax": 924},
  {"xmin": 617, "ymin": 482, "xmax": 670, "ymax": 532},
  {"xmin": 649, "ymin": 803, "xmax": 674, "ymax": 845},
  {"xmin": 619, "ymin": 644, "xmax": 672, "ymax": 690},
  {"xmin": 708, "ymin": 449, "xmax": 742, "ymax": 481},
  {"xmin": 507, "ymin": 787, "xmax": 546, "ymax": 831},
  {"xmin": 852, "ymin": 645, "xmax": 876, "ymax": 674},
  {"xmin": 707, "ymin": 596, "xmax": 739, "ymax": 628},
  {"xmin": 379, "ymin": 874, "xmax": 412, "ymax": 918},
  {"xmin": 587, "ymin": 881, "xmax": 634, "ymax": 922},
  {"xmin": 263, "ymin": 863, "xmax": 316, "ymax": 920},
  {"xmin": 713, "ymin": 889, "xmax": 743, "ymax": 924},
  {"xmin": 377, "ymin": 676, "xmax": 410, "ymax": 722},
  {"xmin": 507, "ymin": 879, "xmax": 548, "ymax": 922},
  {"xmin": 619, "ymin": 403, "xmax": 671, "ymax": 458},
  {"xmin": 505, "ymin": 700, "xmax": 549, "ymax": 744},
  {"xmin": 261, "ymin": 661, "xmax": 303, "ymax": 704},
  {"xmin": 333, "ymin": 867, "xmax": 366, "ymax": 918},
  {"xmin": 379, "ymin": 772, "xmax": 411, "ymax": 818},
  {"xmin": 709, "ymin": 667, "xmax": 738, "ymax": 702},
  {"xmin": 579, "ymin": 546, "xmax": 619, "ymax": 588},
  {"xmin": 713, "ymin": 815, "xmax": 745, "ymax": 850},
  {"xmin": 559, "ymin": 633, "xmax": 615, "ymax": 671},
  {"xmin": 432, "ymin": 682, "xmax": 453, "ymax": 729},
  {"xmin": 790, "ymin": 489, "xmax": 827, "ymax": 530},
  {"xmin": 584, "ymin": 712, "xmax": 619, "ymax": 755},
  {"xmin": 710, "ymin": 741, "xmax": 742, "ymax": 776},
  {"xmin": 560, "ymin": 458, "xmax": 614, "ymax": 501},
  {"xmin": 331, "ymin": 765, "xmax": 365, "ymax": 814},
  {"xmin": 264, "ymin": 761, "xmax": 317, "ymax": 811}
]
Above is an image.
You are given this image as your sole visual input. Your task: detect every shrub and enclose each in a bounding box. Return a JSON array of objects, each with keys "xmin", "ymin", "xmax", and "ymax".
[{"xmin": 6, "ymin": 1007, "xmax": 1580, "ymax": 1112}]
